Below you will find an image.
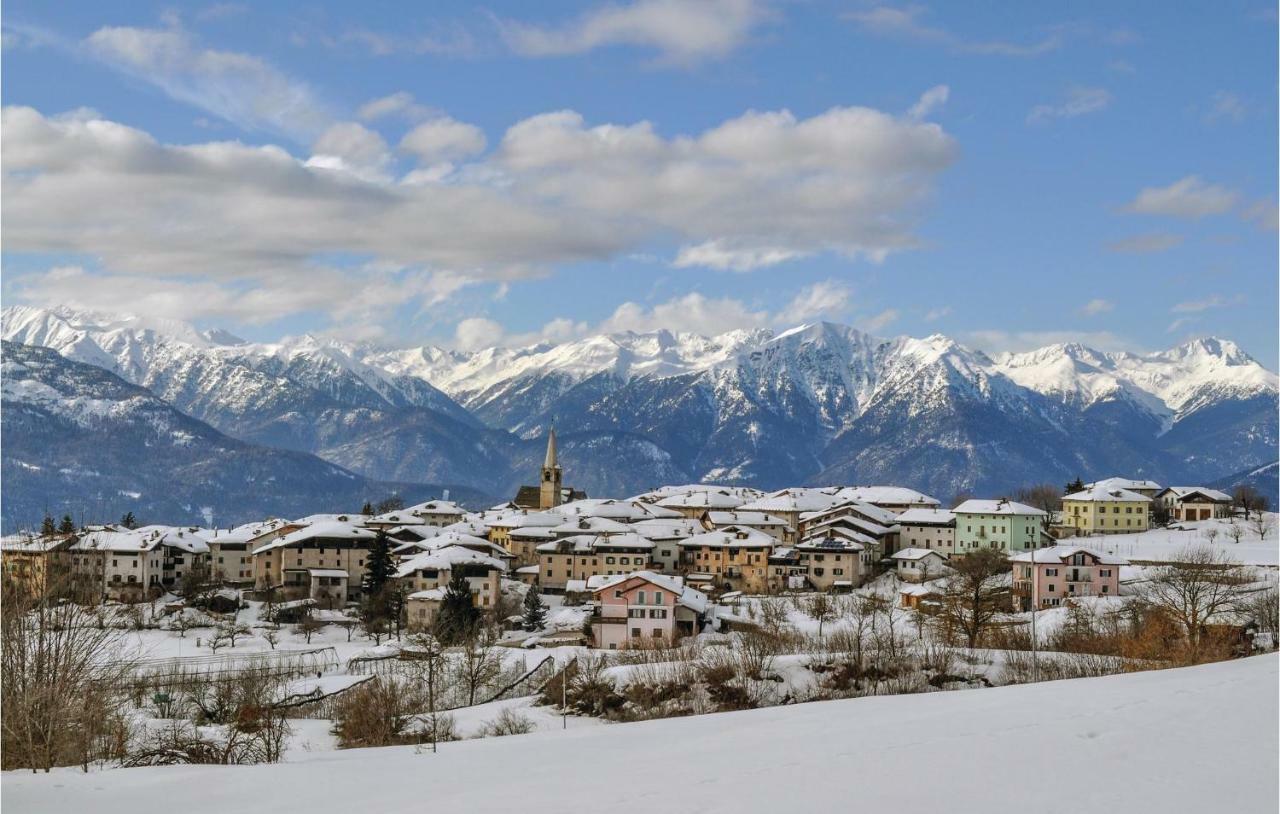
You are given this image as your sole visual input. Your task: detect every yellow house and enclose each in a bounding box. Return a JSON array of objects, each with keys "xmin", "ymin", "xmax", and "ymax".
[{"xmin": 1062, "ymin": 485, "xmax": 1151, "ymax": 535}]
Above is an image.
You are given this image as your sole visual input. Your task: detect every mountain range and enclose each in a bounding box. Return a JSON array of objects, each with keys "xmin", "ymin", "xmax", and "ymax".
[{"xmin": 3, "ymin": 305, "xmax": 1276, "ymax": 529}]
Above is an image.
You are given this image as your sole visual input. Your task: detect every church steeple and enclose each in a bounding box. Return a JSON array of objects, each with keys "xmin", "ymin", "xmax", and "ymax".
[{"xmin": 539, "ymin": 425, "xmax": 562, "ymax": 509}]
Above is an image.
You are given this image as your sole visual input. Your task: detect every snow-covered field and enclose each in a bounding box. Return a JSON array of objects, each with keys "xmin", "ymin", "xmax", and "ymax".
[
  {"xmin": 1070, "ymin": 514, "xmax": 1279, "ymax": 566},
  {"xmin": 8, "ymin": 655, "xmax": 1276, "ymax": 813}
]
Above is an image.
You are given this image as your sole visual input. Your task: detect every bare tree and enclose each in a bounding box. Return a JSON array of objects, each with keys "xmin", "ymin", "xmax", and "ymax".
[
  {"xmin": 802, "ymin": 592, "xmax": 838, "ymax": 641},
  {"xmin": 937, "ymin": 548, "xmax": 1009, "ymax": 649},
  {"xmin": 1226, "ymin": 520, "xmax": 1245, "ymax": 545},
  {"xmin": 261, "ymin": 628, "xmax": 280, "ymax": 650},
  {"xmin": 1232, "ymin": 484, "xmax": 1264, "ymax": 520},
  {"xmin": 456, "ymin": 628, "xmax": 504, "ymax": 706},
  {"xmin": 1013, "ymin": 484, "xmax": 1062, "ymax": 533},
  {"xmin": 1251, "ymin": 511, "xmax": 1273, "ymax": 540},
  {"xmin": 1142, "ymin": 545, "xmax": 1252, "ymax": 661},
  {"xmin": 295, "ymin": 615, "xmax": 324, "ymax": 645}
]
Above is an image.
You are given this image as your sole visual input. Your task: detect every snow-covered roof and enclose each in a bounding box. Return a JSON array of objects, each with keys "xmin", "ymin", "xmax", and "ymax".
[
  {"xmin": 536, "ymin": 534, "xmax": 599, "ymax": 554},
  {"xmin": 896, "ymin": 508, "xmax": 956, "ymax": 526},
  {"xmin": 831, "ymin": 486, "xmax": 941, "ymax": 507},
  {"xmin": 591, "ymin": 570, "xmax": 709, "ymax": 614},
  {"xmin": 1064, "ymin": 484, "xmax": 1152, "ymax": 503},
  {"xmin": 704, "ymin": 510, "xmax": 787, "ymax": 527},
  {"xmin": 549, "ymin": 516, "xmax": 631, "ymax": 535},
  {"xmin": 509, "ymin": 526, "xmax": 557, "ymax": 539},
  {"xmin": 796, "ymin": 536, "xmax": 864, "ymax": 552},
  {"xmin": 891, "ymin": 548, "xmax": 947, "ymax": 561},
  {"xmin": 407, "ymin": 588, "xmax": 446, "ymax": 601},
  {"xmin": 307, "ymin": 568, "xmax": 348, "ymax": 578},
  {"xmin": 1009, "ymin": 546, "xmax": 1128, "ymax": 565},
  {"xmin": 679, "ymin": 526, "xmax": 776, "ymax": 549},
  {"xmin": 953, "ymin": 499, "xmax": 1047, "ymax": 517},
  {"xmin": 800, "ymin": 499, "xmax": 900, "ymax": 527},
  {"xmin": 739, "ymin": 489, "xmax": 842, "ymax": 515},
  {"xmin": 591, "ymin": 532, "xmax": 656, "ymax": 550},
  {"xmin": 253, "ymin": 521, "xmax": 376, "ymax": 554},
  {"xmin": 395, "ymin": 546, "xmax": 507, "ymax": 578},
  {"xmin": 1157, "ymin": 486, "xmax": 1233, "ymax": 503},
  {"xmin": 630, "ymin": 518, "xmax": 701, "ymax": 539},
  {"xmin": 1086, "ymin": 477, "xmax": 1162, "ymax": 492},
  {"xmin": 656, "ymin": 490, "xmax": 746, "ymax": 510},
  {"xmin": 805, "ymin": 513, "xmax": 892, "ymax": 538}
]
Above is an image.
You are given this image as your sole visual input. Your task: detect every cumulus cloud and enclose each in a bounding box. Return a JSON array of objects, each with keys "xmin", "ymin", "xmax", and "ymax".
[
  {"xmin": 83, "ymin": 24, "xmax": 328, "ymax": 141},
  {"xmin": 497, "ymin": 0, "xmax": 771, "ymax": 64},
  {"xmin": 2, "ymin": 102, "xmax": 954, "ymax": 327},
  {"xmin": 399, "ymin": 117, "xmax": 488, "ymax": 163},
  {"xmin": 453, "ymin": 317, "xmax": 506, "ymax": 351},
  {"xmin": 1027, "ymin": 86, "xmax": 1111, "ymax": 124},
  {"xmin": 1124, "ymin": 176, "xmax": 1238, "ymax": 218},
  {"xmin": 1105, "ymin": 233, "xmax": 1184, "ymax": 254},
  {"xmin": 845, "ymin": 6, "xmax": 1061, "ymax": 57}
]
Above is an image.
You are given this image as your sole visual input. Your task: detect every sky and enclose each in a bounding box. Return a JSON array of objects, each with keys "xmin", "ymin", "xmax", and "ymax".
[{"xmin": 2, "ymin": 1, "xmax": 1277, "ymax": 365}]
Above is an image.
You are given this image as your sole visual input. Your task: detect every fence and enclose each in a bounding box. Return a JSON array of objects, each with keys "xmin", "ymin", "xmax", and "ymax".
[{"xmin": 116, "ymin": 647, "xmax": 340, "ymax": 688}]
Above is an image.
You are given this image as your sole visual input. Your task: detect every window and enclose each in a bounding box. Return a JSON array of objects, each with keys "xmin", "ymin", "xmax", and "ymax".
[
  {"xmin": 631, "ymin": 628, "xmax": 641, "ymax": 638},
  {"xmin": 654, "ymin": 590, "xmax": 664, "ymax": 604}
]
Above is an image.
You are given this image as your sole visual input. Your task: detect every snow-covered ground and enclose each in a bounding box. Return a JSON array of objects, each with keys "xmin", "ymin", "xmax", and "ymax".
[
  {"xmin": 8, "ymin": 655, "xmax": 1276, "ymax": 814},
  {"xmin": 1071, "ymin": 514, "xmax": 1279, "ymax": 566}
]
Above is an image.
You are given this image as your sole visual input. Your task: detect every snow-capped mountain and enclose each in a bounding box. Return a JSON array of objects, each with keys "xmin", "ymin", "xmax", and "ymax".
[
  {"xmin": 3, "ymin": 305, "xmax": 1276, "ymax": 505},
  {"xmin": 0, "ymin": 341, "xmax": 485, "ymax": 532}
]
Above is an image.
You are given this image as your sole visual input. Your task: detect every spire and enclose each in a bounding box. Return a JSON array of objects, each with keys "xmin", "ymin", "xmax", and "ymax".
[{"xmin": 544, "ymin": 425, "xmax": 558, "ymax": 469}]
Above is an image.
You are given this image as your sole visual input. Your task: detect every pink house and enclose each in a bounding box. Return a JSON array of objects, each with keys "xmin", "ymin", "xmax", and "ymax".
[
  {"xmin": 590, "ymin": 571, "xmax": 709, "ymax": 650},
  {"xmin": 1010, "ymin": 546, "xmax": 1126, "ymax": 612}
]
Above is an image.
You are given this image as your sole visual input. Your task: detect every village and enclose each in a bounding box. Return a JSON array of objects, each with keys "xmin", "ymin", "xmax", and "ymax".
[{"xmin": 2, "ymin": 429, "xmax": 1277, "ymax": 771}]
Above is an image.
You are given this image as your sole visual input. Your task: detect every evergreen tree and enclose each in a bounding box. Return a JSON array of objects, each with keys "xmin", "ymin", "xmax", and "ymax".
[
  {"xmin": 361, "ymin": 530, "xmax": 395, "ymax": 597},
  {"xmin": 522, "ymin": 588, "xmax": 547, "ymax": 631},
  {"xmin": 434, "ymin": 569, "xmax": 480, "ymax": 645},
  {"xmin": 120, "ymin": 511, "xmax": 137, "ymax": 529},
  {"xmin": 360, "ymin": 501, "xmax": 374, "ymax": 516},
  {"xmin": 40, "ymin": 514, "xmax": 56, "ymax": 537},
  {"xmin": 58, "ymin": 515, "xmax": 75, "ymax": 535},
  {"xmin": 1064, "ymin": 477, "xmax": 1085, "ymax": 495}
]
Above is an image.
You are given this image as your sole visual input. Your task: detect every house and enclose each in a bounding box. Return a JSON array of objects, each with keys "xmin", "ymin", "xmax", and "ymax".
[
  {"xmin": 795, "ymin": 536, "xmax": 865, "ymax": 590},
  {"xmin": 677, "ymin": 526, "xmax": 775, "ymax": 593},
  {"xmin": 827, "ymin": 486, "xmax": 942, "ymax": 515},
  {"xmin": 252, "ymin": 520, "xmax": 379, "ymax": 603},
  {"xmin": 1085, "ymin": 477, "xmax": 1163, "ymax": 499},
  {"xmin": 513, "ymin": 428, "xmax": 586, "ymax": 510},
  {"xmin": 899, "ymin": 579, "xmax": 945, "ymax": 610},
  {"xmin": 549, "ymin": 515, "xmax": 632, "ymax": 539},
  {"xmin": 702, "ymin": 510, "xmax": 791, "ymax": 542},
  {"xmin": 74, "ymin": 526, "xmax": 212, "ymax": 601},
  {"xmin": 890, "ymin": 548, "xmax": 950, "ymax": 582},
  {"xmin": 396, "ymin": 546, "xmax": 508, "ymax": 630},
  {"xmin": 1, "ymin": 535, "xmax": 75, "ymax": 597},
  {"xmin": 766, "ymin": 547, "xmax": 805, "ymax": 592},
  {"xmin": 536, "ymin": 533, "xmax": 655, "ymax": 591},
  {"xmin": 797, "ymin": 501, "xmax": 900, "ymax": 555},
  {"xmin": 895, "ymin": 508, "xmax": 956, "ymax": 556},
  {"xmin": 655, "ymin": 489, "xmax": 746, "ymax": 518},
  {"xmin": 1155, "ymin": 487, "xmax": 1234, "ymax": 522},
  {"xmin": 952, "ymin": 499, "xmax": 1047, "ymax": 554},
  {"xmin": 1062, "ymin": 485, "xmax": 1152, "ymax": 535},
  {"xmin": 738, "ymin": 489, "xmax": 842, "ymax": 535},
  {"xmin": 366, "ymin": 500, "xmax": 466, "ymax": 530},
  {"xmin": 207, "ymin": 519, "xmax": 295, "ymax": 587},
  {"xmin": 590, "ymin": 571, "xmax": 709, "ymax": 649},
  {"xmin": 630, "ymin": 517, "xmax": 700, "ymax": 573},
  {"xmin": 1010, "ymin": 546, "xmax": 1127, "ymax": 611}
]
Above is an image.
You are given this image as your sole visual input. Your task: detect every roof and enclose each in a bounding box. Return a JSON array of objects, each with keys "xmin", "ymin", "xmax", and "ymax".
[
  {"xmin": 705, "ymin": 510, "xmax": 786, "ymax": 526},
  {"xmin": 1064, "ymin": 484, "xmax": 1152, "ymax": 503},
  {"xmin": 308, "ymin": 569, "xmax": 349, "ymax": 578},
  {"xmin": 253, "ymin": 522, "xmax": 376, "ymax": 554},
  {"xmin": 891, "ymin": 548, "xmax": 946, "ymax": 561},
  {"xmin": 796, "ymin": 536, "xmax": 864, "ymax": 552},
  {"xmin": 896, "ymin": 508, "xmax": 956, "ymax": 526},
  {"xmin": 739, "ymin": 489, "xmax": 842, "ymax": 515},
  {"xmin": 679, "ymin": 526, "xmax": 776, "ymax": 549},
  {"xmin": 591, "ymin": 570, "xmax": 709, "ymax": 614},
  {"xmin": 831, "ymin": 486, "xmax": 941, "ymax": 507},
  {"xmin": 1086, "ymin": 477, "xmax": 1163, "ymax": 492},
  {"xmin": 800, "ymin": 499, "xmax": 899, "ymax": 528},
  {"xmin": 1157, "ymin": 486, "xmax": 1233, "ymax": 503},
  {"xmin": 549, "ymin": 516, "xmax": 631, "ymax": 535},
  {"xmin": 394, "ymin": 546, "xmax": 508, "ymax": 578},
  {"xmin": 656, "ymin": 490, "xmax": 745, "ymax": 510},
  {"xmin": 953, "ymin": 499, "xmax": 1047, "ymax": 517},
  {"xmin": 1009, "ymin": 546, "xmax": 1128, "ymax": 565}
]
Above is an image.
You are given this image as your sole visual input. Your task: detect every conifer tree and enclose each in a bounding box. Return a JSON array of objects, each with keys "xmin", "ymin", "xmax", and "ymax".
[
  {"xmin": 1064, "ymin": 477, "xmax": 1085, "ymax": 495},
  {"xmin": 360, "ymin": 501, "xmax": 374, "ymax": 516},
  {"xmin": 361, "ymin": 530, "xmax": 395, "ymax": 597},
  {"xmin": 522, "ymin": 588, "xmax": 547, "ymax": 631},
  {"xmin": 120, "ymin": 511, "xmax": 137, "ymax": 529},
  {"xmin": 435, "ymin": 569, "xmax": 480, "ymax": 644},
  {"xmin": 40, "ymin": 514, "xmax": 56, "ymax": 537},
  {"xmin": 58, "ymin": 515, "xmax": 75, "ymax": 535}
]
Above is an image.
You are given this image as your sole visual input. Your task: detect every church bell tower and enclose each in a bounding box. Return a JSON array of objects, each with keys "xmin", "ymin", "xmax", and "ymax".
[{"xmin": 539, "ymin": 426, "xmax": 562, "ymax": 509}]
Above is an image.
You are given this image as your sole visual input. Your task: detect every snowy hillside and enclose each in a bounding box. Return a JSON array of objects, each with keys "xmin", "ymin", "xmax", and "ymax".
[
  {"xmin": 7, "ymin": 655, "xmax": 1276, "ymax": 814},
  {"xmin": 4, "ymin": 306, "xmax": 1276, "ymax": 498}
]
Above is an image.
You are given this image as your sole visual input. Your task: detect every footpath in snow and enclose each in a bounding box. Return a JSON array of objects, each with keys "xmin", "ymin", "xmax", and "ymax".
[{"xmin": 7, "ymin": 655, "xmax": 1277, "ymax": 814}]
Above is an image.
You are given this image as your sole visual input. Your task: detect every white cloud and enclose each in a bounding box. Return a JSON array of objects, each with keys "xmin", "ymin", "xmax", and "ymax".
[
  {"xmin": 923, "ymin": 305, "xmax": 951, "ymax": 322},
  {"xmin": 1027, "ymin": 86, "xmax": 1112, "ymax": 124},
  {"xmin": 357, "ymin": 91, "xmax": 434, "ymax": 122},
  {"xmin": 83, "ymin": 24, "xmax": 328, "ymax": 141},
  {"xmin": 453, "ymin": 317, "xmax": 506, "ymax": 351},
  {"xmin": 2, "ymin": 102, "xmax": 955, "ymax": 326},
  {"xmin": 1171, "ymin": 295, "xmax": 1239, "ymax": 314},
  {"xmin": 673, "ymin": 241, "xmax": 808, "ymax": 272},
  {"xmin": 907, "ymin": 85, "xmax": 950, "ymax": 120},
  {"xmin": 1079, "ymin": 298, "xmax": 1114, "ymax": 317},
  {"xmin": 1105, "ymin": 233, "xmax": 1184, "ymax": 253},
  {"xmin": 1242, "ymin": 198, "xmax": 1279, "ymax": 232},
  {"xmin": 497, "ymin": 0, "xmax": 771, "ymax": 64},
  {"xmin": 1125, "ymin": 176, "xmax": 1238, "ymax": 218},
  {"xmin": 311, "ymin": 122, "xmax": 392, "ymax": 174},
  {"xmin": 964, "ymin": 329, "xmax": 1143, "ymax": 355},
  {"xmin": 774, "ymin": 281, "xmax": 855, "ymax": 325},
  {"xmin": 399, "ymin": 117, "xmax": 488, "ymax": 163},
  {"xmin": 845, "ymin": 6, "xmax": 1061, "ymax": 57}
]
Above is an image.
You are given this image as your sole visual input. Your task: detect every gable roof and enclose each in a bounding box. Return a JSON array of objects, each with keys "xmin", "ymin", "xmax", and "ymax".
[
  {"xmin": 1156, "ymin": 486, "xmax": 1233, "ymax": 503},
  {"xmin": 1064, "ymin": 484, "xmax": 1152, "ymax": 503},
  {"xmin": 953, "ymin": 499, "xmax": 1047, "ymax": 517},
  {"xmin": 1009, "ymin": 545, "xmax": 1128, "ymax": 565}
]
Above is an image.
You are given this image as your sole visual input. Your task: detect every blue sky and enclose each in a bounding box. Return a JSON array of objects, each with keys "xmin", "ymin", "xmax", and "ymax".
[{"xmin": 2, "ymin": 1, "xmax": 1276, "ymax": 364}]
